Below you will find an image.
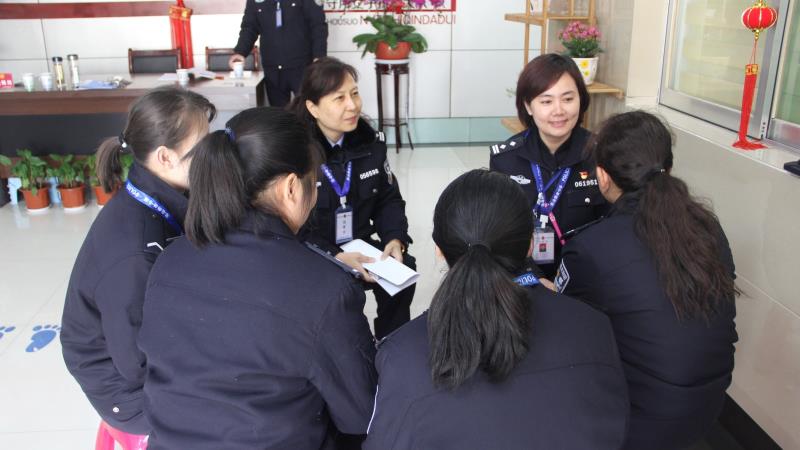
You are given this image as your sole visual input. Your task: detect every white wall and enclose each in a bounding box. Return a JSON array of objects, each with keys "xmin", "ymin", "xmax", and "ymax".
[{"xmin": 0, "ymin": 0, "xmax": 543, "ymax": 119}]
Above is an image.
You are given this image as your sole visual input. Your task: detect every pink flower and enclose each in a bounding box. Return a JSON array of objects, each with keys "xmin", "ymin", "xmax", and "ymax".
[
  {"xmin": 430, "ymin": 0, "xmax": 445, "ymax": 7},
  {"xmin": 409, "ymin": 0, "xmax": 426, "ymax": 7}
]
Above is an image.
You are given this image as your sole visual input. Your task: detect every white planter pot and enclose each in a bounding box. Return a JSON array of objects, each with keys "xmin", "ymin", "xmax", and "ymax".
[{"xmin": 572, "ymin": 57, "xmax": 599, "ymax": 86}]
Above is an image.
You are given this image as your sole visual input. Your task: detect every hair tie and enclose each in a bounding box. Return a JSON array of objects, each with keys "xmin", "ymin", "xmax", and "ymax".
[
  {"xmin": 224, "ymin": 127, "xmax": 236, "ymax": 143},
  {"xmin": 118, "ymin": 134, "xmax": 128, "ymax": 152},
  {"xmin": 467, "ymin": 241, "xmax": 492, "ymax": 252},
  {"xmin": 644, "ymin": 166, "xmax": 666, "ymax": 182}
]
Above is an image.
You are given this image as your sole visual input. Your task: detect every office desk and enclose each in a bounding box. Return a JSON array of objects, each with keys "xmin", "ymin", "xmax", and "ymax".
[{"xmin": 0, "ymin": 74, "xmax": 260, "ymax": 156}]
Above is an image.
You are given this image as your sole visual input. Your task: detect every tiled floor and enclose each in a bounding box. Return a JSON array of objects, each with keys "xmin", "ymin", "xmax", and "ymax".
[{"xmin": 0, "ymin": 145, "xmax": 488, "ymax": 449}]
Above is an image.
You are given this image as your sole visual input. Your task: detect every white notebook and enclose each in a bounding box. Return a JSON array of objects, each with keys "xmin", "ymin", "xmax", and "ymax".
[{"xmin": 340, "ymin": 239, "xmax": 419, "ymax": 297}]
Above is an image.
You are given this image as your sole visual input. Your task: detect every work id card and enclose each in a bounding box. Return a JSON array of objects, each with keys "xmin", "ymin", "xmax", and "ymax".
[
  {"xmin": 335, "ymin": 206, "xmax": 354, "ymax": 244},
  {"xmin": 532, "ymin": 226, "xmax": 555, "ymax": 264}
]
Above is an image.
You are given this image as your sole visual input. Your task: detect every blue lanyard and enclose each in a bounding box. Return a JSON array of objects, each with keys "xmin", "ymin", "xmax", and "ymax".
[
  {"xmin": 125, "ymin": 181, "xmax": 183, "ymax": 235},
  {"xmin": 531, "ymin": 163, "xmax": 571, "ymax": 216},
  {"xmin": 321, "ymin": 162, "xmax": 352, "ymax": 207},
  {"xmin": 514, "ymin": 272, "xmax": 540, "ymax": 287}
]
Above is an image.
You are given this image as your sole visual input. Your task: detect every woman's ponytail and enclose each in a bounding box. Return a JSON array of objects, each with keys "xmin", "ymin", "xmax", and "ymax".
[
  {"xmin": 184, "ymin": 130, "xmax": 247, "ymax": 246},
  {"xmin": 429, "ymin": 169, "xmax": 535, "ymax": 389},
  {"xmin": 429, "ymin": 245, "xmax": 530, "ymax": 389},
  {"xmin": 95, "ymin": 137, "xmax": 124, "ymax": 192}
]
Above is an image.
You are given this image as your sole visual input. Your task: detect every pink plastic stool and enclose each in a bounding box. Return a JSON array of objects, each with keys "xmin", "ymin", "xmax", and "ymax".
[{"xmin": 95, "ymin": 420, "xmax": 148, "ymax": 450}]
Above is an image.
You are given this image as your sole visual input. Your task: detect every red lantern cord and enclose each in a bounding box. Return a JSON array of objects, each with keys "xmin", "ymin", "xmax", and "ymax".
[{"xmin": 733, "ymin": 0, "xmax": 777, "ymax": 150}]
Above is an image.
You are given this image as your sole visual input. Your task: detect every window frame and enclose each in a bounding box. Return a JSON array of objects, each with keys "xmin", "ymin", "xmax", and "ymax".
[{"xmin": 659, "ymin": 0, "xmax": 793, "ymax": 148}]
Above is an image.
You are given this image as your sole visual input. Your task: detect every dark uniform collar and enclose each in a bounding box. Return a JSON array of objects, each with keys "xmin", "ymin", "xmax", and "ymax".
[
  {"xmin": 520, "ymin": 127, "xmax": 590, "ymax": 170},
  {"xmin": 315, "ymin": 118, "xmax": 377, "ymax": 163},
  {"xmin": 237, "ymin": 209, "xmax": 297, "ymax": 241},
  {"xmin": 607, "ymin": 193, "xmax": 640, "ymax": 217},
  {"xmin": 126, "ymin": 162, "xmax": 189, "ymax": 224}
]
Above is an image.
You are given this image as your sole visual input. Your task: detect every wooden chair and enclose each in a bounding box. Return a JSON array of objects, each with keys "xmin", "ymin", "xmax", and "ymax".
[
  {"xmin": 205, "ymin": 47, "xmax": 260, "ymax": 72},
  {"xmin": 128, "ymin": 48, "xmax": 181, "ymax": 74}
]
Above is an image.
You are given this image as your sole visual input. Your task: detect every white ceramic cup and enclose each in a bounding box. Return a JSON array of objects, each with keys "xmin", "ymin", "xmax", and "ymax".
[
  {"xmin": 39, "ymin": 72, "xmax": 53, "ymax": 91},
  {"xmin": 22, "ymin": 73, "xmax": 35, "ymax": 92},
  {"xmin": 176, "ymin": 69, "xmax": 189, "ymax": 87},
  {"xmin": 232, "ymin": 61, "xmax": 245, "ymax": 78}
]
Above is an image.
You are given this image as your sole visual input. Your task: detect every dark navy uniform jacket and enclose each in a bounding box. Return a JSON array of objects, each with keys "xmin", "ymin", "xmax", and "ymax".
[
  {"xmin": 557, "ymin": 197, "xmax": 737, "ymax": 450},
  {"xmin": 139, "ymin": 210, "xmax": 377, "ymax": 450},
  {"xmin": 490, "ymin": 127, "xmax": 607, "ymax": 279},
  {"xmin": 61, "ymin": 163, "xmax": 186, "ymax": 434},
  {"xmin": 364, "ymin": 286, "xmax": 629, "ymax": 450},
  {"xmin": 302, "ymin": 119, "xmax": 411, "ymax": 255},
  {"xmin": 233, "ymin": 0, "xmax": 327, "ymax": 73}
]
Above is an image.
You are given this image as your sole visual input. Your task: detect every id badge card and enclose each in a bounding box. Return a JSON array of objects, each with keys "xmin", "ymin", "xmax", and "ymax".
[
  {"xmin": 335, "ymin": 205, "xmax": 354, "ymax": 244},
  {"xmin": 532, "ymin": 226, "xmax": 555, "ymax": 264}
]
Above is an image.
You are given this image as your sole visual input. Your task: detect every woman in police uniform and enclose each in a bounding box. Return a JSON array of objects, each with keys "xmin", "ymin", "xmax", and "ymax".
[
  {"xmin": 490, "ymin": 53, "xmax": 606, "ymax": 279},
  {"xmin": 557, "ymin": 111, "xmax": 738, "ymax": 450},
  {"xmin": 139, "ymin": 108, "xmax": 377, "ymax": 449},
  {"xmin": 290, "ymin": 57, "xmax": 415, "ymax": 340},
  {"xmin": 60, "ymin": 87, "xmax": 215, "ymax": 438},
  {"xmin": 364, "ymin": 170, "xmax": 628, "ymax": 449}
]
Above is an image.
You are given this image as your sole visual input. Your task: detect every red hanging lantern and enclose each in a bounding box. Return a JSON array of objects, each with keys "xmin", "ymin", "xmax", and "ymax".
[
  {"xmin": 169, "ymin": 0, "xmax": 194, "ymax": 69},
  {"xmin": 733, "ymin": 0, "xmax": 778, "ymax": 150}
]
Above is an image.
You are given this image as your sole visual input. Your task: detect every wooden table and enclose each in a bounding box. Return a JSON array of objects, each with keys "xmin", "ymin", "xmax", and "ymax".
[
  {"xmin": 0, "ymin": 73, "xmax": 261, "ymax": 116},
  {"xmin": 0, "ymin": 73, "xmax": 261, "ymax": 157}
]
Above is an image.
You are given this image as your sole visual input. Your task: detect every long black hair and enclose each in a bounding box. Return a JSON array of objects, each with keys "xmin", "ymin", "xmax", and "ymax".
[
  {"xmin": 287, "ymin": 57, "xmax": 359, "ymax": 128},
  {"xmin": 589, "ymin": 110, "xmax": 738, "ymax": 321},
  {"xmin": 429, "ymin": 169, "xmax": 534, "ymax": 389},
  {"xmin": 184, "ymin": 107, "xmax": 320, "ymax": 246},
  {"xmin": 95, "ymin": 86, "xmax": 216, "ymax": 192}
]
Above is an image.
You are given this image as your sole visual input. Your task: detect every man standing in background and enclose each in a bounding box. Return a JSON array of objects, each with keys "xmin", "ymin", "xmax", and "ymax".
[{"xmin": 230, "ymin": 0, "xmax": 328, "ymax": 107}]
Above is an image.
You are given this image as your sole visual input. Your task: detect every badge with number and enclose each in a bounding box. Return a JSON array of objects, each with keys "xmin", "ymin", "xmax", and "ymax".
[
  {"xmin": 335, "ymin": 205, "xmax": 354, "ymax": 244},
  {"xmin": 532, "ymin": 227, "xmax": 555, "ymax": 264}
]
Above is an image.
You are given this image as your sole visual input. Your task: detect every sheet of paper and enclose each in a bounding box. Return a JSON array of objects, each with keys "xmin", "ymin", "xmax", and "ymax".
[
  {"xmin": 158, "ymin": 73, "xmax": 178, "ymax": 81},
  {"xmin": 340, "ymin": 239, "xmax": 419, "ymax": 296},
  {"xmin": 188, "ymin": 67, "xmax": 217, "ymax": 79}
]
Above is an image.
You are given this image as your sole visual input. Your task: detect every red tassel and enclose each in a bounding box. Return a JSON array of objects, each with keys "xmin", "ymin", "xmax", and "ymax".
[{"xmin": 732, "ymin": 64, "xmax": 767, "ymax": 150}]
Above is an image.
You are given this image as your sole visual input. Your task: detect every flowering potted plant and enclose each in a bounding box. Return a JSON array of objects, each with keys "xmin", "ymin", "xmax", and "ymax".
[
  {"xmin": 350, "ymin": 0, "xmax": 429, "ymax": 60},
  {"xmin": 558, "ymin": 21, "xmax": 602, "ymax": 85}
]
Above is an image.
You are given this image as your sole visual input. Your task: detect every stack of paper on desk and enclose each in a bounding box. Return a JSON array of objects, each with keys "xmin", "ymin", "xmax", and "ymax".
[{"xmin": 341, "ymin": 239, "xmax": 419, "ymax": 297}]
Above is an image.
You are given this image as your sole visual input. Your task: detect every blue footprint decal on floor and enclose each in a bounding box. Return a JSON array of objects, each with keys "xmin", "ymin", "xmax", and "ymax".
[
  {"xmin": 0, "ymin": 325, "xmax": 15, "ymax": 340},
  {"xmin": 26, "ymin": 324, "xmax": 60, "ymax": 353}
]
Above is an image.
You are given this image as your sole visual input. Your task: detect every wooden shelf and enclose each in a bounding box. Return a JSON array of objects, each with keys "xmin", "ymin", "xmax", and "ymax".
[{"xmin": 505, "ymin": 12, "xmax": 592, "ymax": 25}]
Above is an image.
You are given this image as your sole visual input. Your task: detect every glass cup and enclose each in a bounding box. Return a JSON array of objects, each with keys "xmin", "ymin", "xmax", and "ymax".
[
  {"xmin": 39, "ymin": 72, "xmax": 53, "ymax": 91},
  {"xmin": 233, "ymin": 61, "xmax": 245, "ymax": 78},
  {"xmin": 176, "ymin": 69, "xmax": 189, "ymax": 87},
  {"xmin": 22, "ymin": 73, "xmax": 35, "ymax": 92}
]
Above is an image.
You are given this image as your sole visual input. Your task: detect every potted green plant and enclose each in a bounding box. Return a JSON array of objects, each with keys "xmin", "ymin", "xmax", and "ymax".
[
  {"xmin": 559, "ymin": 21, "xmax": 602, "ymax": 85},
  {"xmin": 81, "ymin": 154, "xmax": 115, "ymax": 206},
  {"xmin": 0, "ymin": 150, "xmax": 51, "ymax": 211},
  {"xmin": 48, "ymin": 154, "xmax": 86, "ymax": 210},
  {"xmin": 352, "ymin": 0, "xmax": 428, "ymax": 59}
]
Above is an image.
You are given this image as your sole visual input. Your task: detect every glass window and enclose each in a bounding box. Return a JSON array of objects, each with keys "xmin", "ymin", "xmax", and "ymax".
[
  {"xmin": 774, "ymin": 2, "xmax": 799, "ymax": 125},
  {"xmin": 669, "ymin": 0, "xmax": 767, "ymax": 109}
]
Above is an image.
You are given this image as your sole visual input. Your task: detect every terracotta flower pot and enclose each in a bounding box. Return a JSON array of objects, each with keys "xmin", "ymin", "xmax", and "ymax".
[
  {"xmin": 59, "ymin": 183, "xmax": 86, "ymax": 210},
  {"xmin": 21, "ymin": 186, "xmax": 50, "ymax": 211},
  {"xmin": 93, "ymin": 185, "xmax": 117, "ymax": 207},
  {"xmin": 376, "ymin": 41, "xmax": 411, "ymax": 60}
]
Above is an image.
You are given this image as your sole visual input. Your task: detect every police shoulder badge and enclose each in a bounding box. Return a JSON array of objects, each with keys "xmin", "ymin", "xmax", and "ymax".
[
  {"xmin": 384, "ymin": 159, "xmax": 393, "ymax": 185},
  {"xmin": 554, "ymin": 260, "xmax": 570, "ymax": 293}
]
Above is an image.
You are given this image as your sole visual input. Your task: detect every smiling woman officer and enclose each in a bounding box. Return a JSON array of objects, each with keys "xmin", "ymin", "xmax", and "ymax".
[
  {"xmin": 490, "ymin": 53, "xmax": 607, "ymax": 279},
  {"xmin": 290, "ymin": 57, "xmax": 415, "ymax": 340}
]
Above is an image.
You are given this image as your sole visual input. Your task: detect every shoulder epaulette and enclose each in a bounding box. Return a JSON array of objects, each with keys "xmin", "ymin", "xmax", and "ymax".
[
  {"xmin": 490, "ymin": 133, "xmax": 525, "ymax": 157},
  {"xmin": 562, "ymin": 216, "xmax": 604, "ymax": 241},
  {"xmin": 376, "ymin": 131, "xmax": 385, "ymax": 143}
]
